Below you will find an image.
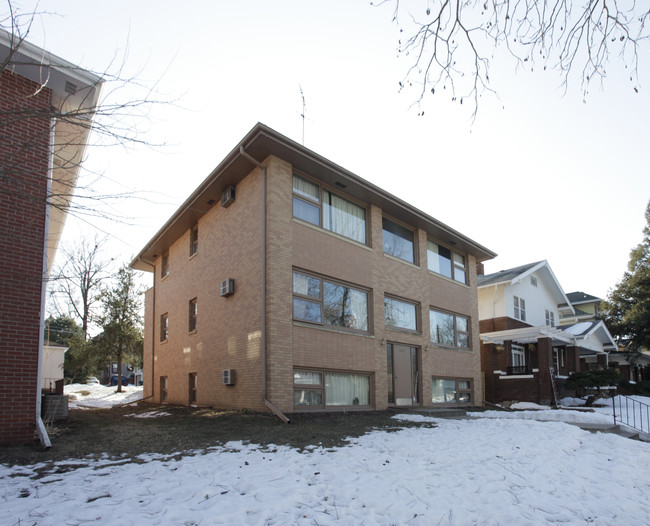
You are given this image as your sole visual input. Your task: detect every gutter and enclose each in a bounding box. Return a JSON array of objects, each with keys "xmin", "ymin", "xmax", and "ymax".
[
  {"xmin": 36, "ymin": 121, "xmax": 58, "ymax": 449},
  {"xmin": 238, "ymin": 146, "xmax": 290, "ymax": 424},
  {"xmin": 137, "ymin": 256, "xmax": 156, "ymax": 401}
]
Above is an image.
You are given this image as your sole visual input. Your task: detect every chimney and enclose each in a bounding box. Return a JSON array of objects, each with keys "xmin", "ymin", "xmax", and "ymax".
[{"xmin": 476, "ymin": 262, "xmax": 485, "ymax": 276}]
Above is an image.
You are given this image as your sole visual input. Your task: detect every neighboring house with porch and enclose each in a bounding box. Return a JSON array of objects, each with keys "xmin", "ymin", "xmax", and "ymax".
[
  {"xmin": 559, "ymin": 291, "xmax": 603, "ymax": 325},
  {"xmin": 560, "ymin": 291, "xmax": 647, "ymax": 382},
  {"xmin": 477, "ymin": 261, "xmax": 616, "ymax": 405},
  {"xmin": 0, "ymin": 30, "xmax": 101, "ymax": 444},
  {"xmin": 131, "ymin": 123, "xmax": 496, "ymax": 417}
]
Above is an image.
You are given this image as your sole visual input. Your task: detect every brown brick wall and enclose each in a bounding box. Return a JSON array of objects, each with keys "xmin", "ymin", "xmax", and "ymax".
[
  {"xmin": 143, "ymin": 153, "xmax": 486, "ymax": 413},
  {"xmin": 147, "ymin": 164, "xmax": 265, "ymax": 409},
  {"xmin": 0, "ymin": 71, "xmax": 52, "ymax": 444}
]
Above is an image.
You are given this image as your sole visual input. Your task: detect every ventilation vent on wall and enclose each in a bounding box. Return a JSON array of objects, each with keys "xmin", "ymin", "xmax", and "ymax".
[
  {"xmin": 222, "ymin": 369, "xmax": 235, "ymax": 386},
  {"xmin": 221, "ymin": 185, "xmax": 236, "ymax": 207},
  {"xmin": 64, "ymin": 80, "xmax": 78, "ymax": 94},
  {"xmin": 220, "ymin": 278, "xmax": 235, "ymax": 297}
]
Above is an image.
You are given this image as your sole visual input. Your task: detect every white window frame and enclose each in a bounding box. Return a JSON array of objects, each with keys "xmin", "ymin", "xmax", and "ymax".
[
  {"xmin": 511, "ymin": 344, "xmax": 526, "ymax": 367},
  {"xmin": 514, "ymin": 296, "xmax": 526, "ymax": 321}
]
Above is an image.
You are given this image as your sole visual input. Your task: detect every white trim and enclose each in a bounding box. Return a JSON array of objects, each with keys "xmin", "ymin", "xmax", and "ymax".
[{"xmin": 500, "ymin": 375, "xmax": 534, "ymax": 380}]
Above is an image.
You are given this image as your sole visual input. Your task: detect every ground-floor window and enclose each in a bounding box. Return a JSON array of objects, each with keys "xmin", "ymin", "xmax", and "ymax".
[
  {"xmin": 294, "ymin": 369, "xmax": 371, "ymax": 408},
  {"xmin": 160, "ymin": 376, "xmax": 168, "ymax": 403},
  {"xmin": 432, "ymin": 377, "xmax": 472, "ymax": 404}
]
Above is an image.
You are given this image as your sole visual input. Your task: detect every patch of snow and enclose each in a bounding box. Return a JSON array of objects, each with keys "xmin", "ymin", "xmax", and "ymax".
[
  {"xmin": 563, "ymin": 321, "xmax": 593, "ymax": 335},
  {"xmin": 509, "ymin": 402, "xmax": 549, "ymax": 410},
  {"xmin": 2, "ymin": 412, "xmax": 649, "ymax": 524},
  {"xmin": 124, "ymin": 411, "xmax": 171, "ymax": 419},
  {"xmin": 64, "ymin": 383, "xmax": 143, "ymax": 409}
]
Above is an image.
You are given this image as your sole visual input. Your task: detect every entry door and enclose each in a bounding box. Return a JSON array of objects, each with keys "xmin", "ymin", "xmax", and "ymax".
[{"xmin": 393, "ymin": 344, "xmax": 414, "ymax": 406}]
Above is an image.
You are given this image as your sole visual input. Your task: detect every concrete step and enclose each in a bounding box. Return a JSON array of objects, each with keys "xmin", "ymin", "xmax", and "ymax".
[{"xmin": 390, "ymin": 407, "xmax": 468, "ymax": 418}]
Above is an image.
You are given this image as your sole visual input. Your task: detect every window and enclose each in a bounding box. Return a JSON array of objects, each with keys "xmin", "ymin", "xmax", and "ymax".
[
  {"xmin": 545, "ymin": 309, "xmax": 555, "ymax": 326},
  {"xmin": 384, "ymin": 296, "xmax": 418, "ymax": 331},
  {"xmin": 189, "ymin": 373, "xmax": 197, "ymax": 404},
  {"xmin": 531, "ymin": 276, "xmax": 538, "ymax": 287},
  {"xmin": 161, "ymin": 253, "xmax": 169, "ymax": 278},
  {"xmin": 111, "ymin": 363, "xmax": 118, "ymax": 373},
  {"xmin": 382, "ymin": 218, "xmax": 415, "ymax": 263},
  {"xmin": 514, "ymin": 296, "xmax": 526, "ymax": 321},
  {"xmin": 160, "ymin": 313, "xmax": 169, "ymax": 342},
  {"xmin": 429, "ymin": 308, "xmax": 470, "ymax": 349},
  {"xmin": 189, "ymin": 298, "xmax": 197, "ymax": 332},
  {"xmin": 553, "ymin": 347, "xmax": 565, "ymax": 372},
  {"xmin": 432, "ymin": 378, "xmax": 472, "ymax": 404},
  {"xmin": 293, "ymin": 369, "xmax": 370, "ymax": 408},
  {"xmin": 160, "ymin": 376, "xmax": 168, "ymax": 403},
  {"xmin": 292, "ymin": 174, "xmax": 366, "ymax": 244},
  {"xmin": 293, "ymin": 271, "xmax": 369, "ymax": 331},
  {"xmin": 511, "ymin": 344, "xmax": 525, "ymax": 367},
  {"xmin": 190, "ymin": 224, "xmax": 198, "ymax": 256},
  {"xmin": 427, "ymin": 241, "xmax": 467, "ymax": 284}
]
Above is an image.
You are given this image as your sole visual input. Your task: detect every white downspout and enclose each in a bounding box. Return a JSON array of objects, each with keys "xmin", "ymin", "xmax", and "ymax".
[{"xmin": 36, "ymin": 120, "xmax": 56, "ymax": 449}]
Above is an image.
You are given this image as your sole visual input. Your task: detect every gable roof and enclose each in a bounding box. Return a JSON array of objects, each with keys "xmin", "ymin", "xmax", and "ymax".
[
  {"xmin": 561, "ymin": 320, "xmax": 617, "ymax": 352},
  {"xmin": 131, "ymin": 123, "xmax": 497, "ymax": 271},
  {"xmin": 565, "ymin": 291, "xmax": 601, "ymax": 305},
  {"xmin": 477, "ymin": 261, "xmax": 544, "ymax": 287},
  {"xmin": 478, "ymin": 260, "xmax": 574, "ymax": 314}
]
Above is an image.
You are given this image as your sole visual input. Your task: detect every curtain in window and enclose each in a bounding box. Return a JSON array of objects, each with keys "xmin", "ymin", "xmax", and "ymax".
[
  {"xmin": 427, "ymin": 241, "xmax": 452, "ymax": 278},
  {"xmin": 323, "ymin": 190, "xmax": 366, "ymax": 243},
  {"xmin": 325, "ymin": 373, "xmax": 369, "ymax": 405},
  {"xmin": 293, "ymin": 174, "xmax": 319, "ymax": 202}
]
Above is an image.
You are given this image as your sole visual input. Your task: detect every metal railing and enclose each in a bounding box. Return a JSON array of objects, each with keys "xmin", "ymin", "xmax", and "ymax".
[
  {"xmin": 613, "ymin": 395, "xmax": 650, "ymax": 435},
  {"xmin": 506, "ymin": 365, "xmax": 532, "ymax": 375}
]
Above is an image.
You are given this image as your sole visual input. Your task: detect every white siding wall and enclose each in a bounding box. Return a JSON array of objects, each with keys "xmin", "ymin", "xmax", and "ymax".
[
  {"xmin": 506, "ymin": 271, "xmax": 559, "ymax": 326},
  {"xmin": 478, "ymin": 283, "xmax": 506, "ymax": 320}
]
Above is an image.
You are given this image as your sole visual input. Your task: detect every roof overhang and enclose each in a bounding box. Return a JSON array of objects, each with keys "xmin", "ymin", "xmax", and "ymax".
[
  {"xmin": 1, "ymin": 29, "xmax": 103, "ymax": 274},
  {"xmin": 131, "ymin": 123, "xmax": 497, "ymax": 271}
]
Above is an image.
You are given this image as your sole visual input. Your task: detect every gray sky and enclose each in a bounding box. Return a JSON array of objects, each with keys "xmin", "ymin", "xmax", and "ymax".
[{"xmin": 15, "ymin": 0, "xmax": 650, "ymax": 299}]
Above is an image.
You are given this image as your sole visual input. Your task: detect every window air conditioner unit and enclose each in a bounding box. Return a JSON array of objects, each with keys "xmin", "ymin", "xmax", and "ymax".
[
  {"xmin": 220, "ymin": 278, "xmax": 235, "ymax": 297},
  {"xmin": 222, "ymin": 369, "xmax": 235, "ymax": 386},
  {"xmin": 221, "ymin": 185, "xmax": 236, "ymax": 208}
]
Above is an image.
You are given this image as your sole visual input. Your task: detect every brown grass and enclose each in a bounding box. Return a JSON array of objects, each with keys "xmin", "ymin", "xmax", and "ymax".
[{"xmin": 0, "ymin": 404, "xmax": 436, "ymax": 469}]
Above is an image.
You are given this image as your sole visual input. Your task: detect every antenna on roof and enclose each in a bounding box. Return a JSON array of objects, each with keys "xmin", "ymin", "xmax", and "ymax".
[{"xmin": 299, "ymin": 84, "xmax": 306, "ymax": 145}]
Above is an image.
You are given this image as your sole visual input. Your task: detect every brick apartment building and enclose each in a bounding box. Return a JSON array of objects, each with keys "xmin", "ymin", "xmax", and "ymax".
[
  {"xmin": 0, "ymin": 30, "xmax": 100, "ymax": 444},
  {"xmin": 131, "ymin": 123, "xmax": 496, "ymax": 416}
]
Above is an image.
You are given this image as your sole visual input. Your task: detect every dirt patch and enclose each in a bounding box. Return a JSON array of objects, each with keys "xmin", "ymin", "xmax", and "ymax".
[{"xmin": 0, "ymin": 404, "xmax": 435, "ymax": 468}]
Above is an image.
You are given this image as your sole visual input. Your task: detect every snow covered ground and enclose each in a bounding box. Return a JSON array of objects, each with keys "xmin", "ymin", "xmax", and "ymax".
[{"xmin": 1, "ymin": 386, "xmax": 649, "ymax": 525}]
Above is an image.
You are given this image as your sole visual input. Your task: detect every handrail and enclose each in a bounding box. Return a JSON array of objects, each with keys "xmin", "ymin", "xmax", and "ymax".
[{"xmin": 613, "ymin": 394, "xmax": 650, "ymax": 435}]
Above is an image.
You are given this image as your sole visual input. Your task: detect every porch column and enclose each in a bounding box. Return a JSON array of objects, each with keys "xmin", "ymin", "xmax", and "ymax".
[
  {"xmin": 597, "ymin": 354, "xmax": 608, "ymax": 369},
  {"xmin": 569, "ymin": 346, "xmax": 580, "ymax": 374},
  {"xmin": 537, "ymin": 337, "xmax": 553, "ymax": 404}
]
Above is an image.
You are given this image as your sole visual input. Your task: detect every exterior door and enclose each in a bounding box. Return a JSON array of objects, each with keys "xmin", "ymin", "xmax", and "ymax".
[{"xmin": 393, "ymin": 344, "xmax": 414, "ymax": 406}]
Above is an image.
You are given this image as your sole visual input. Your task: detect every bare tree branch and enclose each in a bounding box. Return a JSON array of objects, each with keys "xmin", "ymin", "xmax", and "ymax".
[{"xmin": 375, "ymin": 0, "xmax": 649, "ymax": 117}]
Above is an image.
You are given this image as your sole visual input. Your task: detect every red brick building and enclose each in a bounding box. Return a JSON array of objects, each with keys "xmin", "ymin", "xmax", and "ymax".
[
  {"xmin": 0, "ymin": 29, "xmax": 101, "ymax": 444},
  {"xmin": 132, "ymin": 123, "xmax": 496, "ymax": 416}
]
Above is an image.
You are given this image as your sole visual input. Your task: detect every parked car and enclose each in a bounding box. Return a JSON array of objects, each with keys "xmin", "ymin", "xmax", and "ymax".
[
  {"xmin": 85, "ymin": 376, "xmax": 100, "ymax": 385},
  {"xmin": 110, "ymin": 375, "xmax": 129, "ymax": 386}
]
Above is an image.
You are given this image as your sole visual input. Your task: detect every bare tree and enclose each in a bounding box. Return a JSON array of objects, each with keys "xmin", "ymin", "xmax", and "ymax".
[
  {"xmin": 49, "ymin": 236, "xmax": 114, "ymax": 340},
  {"xmin": 376, "ymin": 0, "xmax": 650, "ymax": 117},
  {"xmin": 1, "ymin": 1, "xmax": 167, "ymax": 231}
]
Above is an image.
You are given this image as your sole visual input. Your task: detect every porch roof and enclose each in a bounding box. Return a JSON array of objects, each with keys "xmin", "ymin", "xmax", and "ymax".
[{"xmin": 480, "ymin": 325, "xmax": 608, "ymax": 355}]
